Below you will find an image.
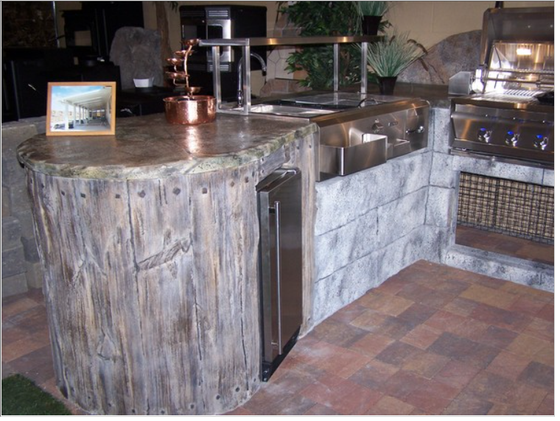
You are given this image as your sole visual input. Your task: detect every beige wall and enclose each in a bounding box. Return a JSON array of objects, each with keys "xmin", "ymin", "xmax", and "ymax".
[
  {"xmin": 56, "ymin": 1, "xmax": 554, "ymax": 51},
  {"xmin": 386, "ymin": 1, "xmax": 554, "ymax": 48}
]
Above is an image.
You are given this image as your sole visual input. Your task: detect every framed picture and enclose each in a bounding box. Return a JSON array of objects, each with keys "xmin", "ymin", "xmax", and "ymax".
[{"xmin": 46, "ymin": 82, "xmax": 117, "ymax": 136}]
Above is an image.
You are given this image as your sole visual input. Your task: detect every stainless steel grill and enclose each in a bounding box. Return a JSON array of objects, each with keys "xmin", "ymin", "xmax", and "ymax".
[{"xmin": 450, "ymin": 7, "xmax": 554, "ymax": 168}]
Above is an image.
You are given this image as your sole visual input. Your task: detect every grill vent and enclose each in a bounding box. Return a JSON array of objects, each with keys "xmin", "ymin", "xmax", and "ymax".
[
  {"xmin": 207, "ymin": 8, "xmax": 230, "ymax": 19},
  {"xmin": 457, "ymin": 172, "xmax": 554, "ymax": 244}
]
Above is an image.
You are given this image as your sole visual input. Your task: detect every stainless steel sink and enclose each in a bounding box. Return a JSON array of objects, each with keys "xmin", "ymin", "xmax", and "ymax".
[{"xmin": 240, "ymin": 104, "xmax": 337, "ymax": 118}]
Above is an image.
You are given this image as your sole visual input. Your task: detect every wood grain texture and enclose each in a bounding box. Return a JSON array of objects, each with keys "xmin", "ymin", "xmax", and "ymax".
[{"xmin": 25, "ymin": 130, "xmax": 318, "ymax": 415}]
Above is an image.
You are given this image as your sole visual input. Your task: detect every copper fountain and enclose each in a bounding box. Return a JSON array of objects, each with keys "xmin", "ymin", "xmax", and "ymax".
[{"xmin": 163, "ymin": 39, "xmax": 216, "ymax": 125}]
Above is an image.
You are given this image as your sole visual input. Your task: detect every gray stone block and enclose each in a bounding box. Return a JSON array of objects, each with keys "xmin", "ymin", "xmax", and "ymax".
[
  {"xmin": 377, "ymin": 188, "xmax": 428, "ymax": 248},
  {"xmin": 426, "ymin": 186, "xmax": 455, "ymax": 228},
  {"xmin": 313, "ymin": 251, "xmax": 380, "ymax": 324},
  {"xmin": 2, "ymin": 216, "xmax": 22, "ymax": 249},
  {"xmin": 25, "ymin": 261, "xmax": 44, "ymax": 289},
  {"xmin": 2, "ymin": 245, "xmax": 26, "ymax": 278},
  {"xmin": 8, "ymin": 180, "xmax": 32, "ymax": 213},
  {"xmin": 443, "ymin": 245, "xmax": 554, "ymax": 293},
  {"xmin": 2, "ymin": 273, "xmax": 29, "ymax": 297},
  {"xmin": 315, "ymin": 208, "xmax": 378, "ymax": 280},
  {"xmin": 21, "ymin": 235, "xmax": 40, "ymax": 262},
  {"xmin": 2, "ymin": 186, "xmax": 11, "ymax": 217}
]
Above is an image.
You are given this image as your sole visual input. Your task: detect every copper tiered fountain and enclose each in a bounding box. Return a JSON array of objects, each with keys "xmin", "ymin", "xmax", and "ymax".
[{"xmin": 163, "ymin": 39, "xmax": 216, "ymax": 125}]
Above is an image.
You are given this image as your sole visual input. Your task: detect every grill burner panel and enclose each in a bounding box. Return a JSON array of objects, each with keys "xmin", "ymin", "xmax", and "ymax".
[{"xmin": 451, "ymin": 97, "xmax": 554, "ymax": 167}]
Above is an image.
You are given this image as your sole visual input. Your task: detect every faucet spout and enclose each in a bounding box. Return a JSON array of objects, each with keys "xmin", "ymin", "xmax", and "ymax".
[{"xmin": 237, "ymin": 52, "xmax": 267, "ymax": 107}]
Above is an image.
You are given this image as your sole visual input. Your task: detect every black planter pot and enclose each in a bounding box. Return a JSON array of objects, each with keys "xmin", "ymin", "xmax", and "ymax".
[
  {"xmin": 378, "ymin": 76, "xmax": 397, "ymax": 95},
  {"xmin": 362, "ymin": 16, "xmax": 382, "ymax": 35}
]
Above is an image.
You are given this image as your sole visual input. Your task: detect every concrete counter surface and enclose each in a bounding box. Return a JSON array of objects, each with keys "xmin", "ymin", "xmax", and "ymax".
[{"xmin": 17, "ymin": 113, "xmax": 317, "ymax": 180}]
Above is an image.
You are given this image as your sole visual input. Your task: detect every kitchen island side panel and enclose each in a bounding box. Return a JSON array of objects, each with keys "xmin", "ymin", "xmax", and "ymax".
[{"xmin": 26, "ymin": 164, "xmax": 262, "ymax": 415}]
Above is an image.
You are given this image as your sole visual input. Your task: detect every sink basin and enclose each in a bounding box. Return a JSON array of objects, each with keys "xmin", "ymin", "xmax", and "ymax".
[{"xmin": 239, "ymin": 104, "xmax": 337, "ymax": 118}]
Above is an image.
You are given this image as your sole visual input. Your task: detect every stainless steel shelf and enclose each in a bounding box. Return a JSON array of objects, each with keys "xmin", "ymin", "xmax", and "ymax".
[
  {"xmin": 197, "ymin": 36, "xmax": 382, "ymax": 114},
  {"xmin": 198, "ymin": 35, "xmax": 381, "ymax": 48}
]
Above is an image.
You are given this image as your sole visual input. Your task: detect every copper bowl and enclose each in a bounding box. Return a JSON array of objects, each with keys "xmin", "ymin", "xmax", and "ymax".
[{"xmin": 163, "ymin": 95, "xmax": 216, "ymax": 125}]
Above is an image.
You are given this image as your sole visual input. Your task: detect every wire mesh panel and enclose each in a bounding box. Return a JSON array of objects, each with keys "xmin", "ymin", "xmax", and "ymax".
[{"xmin": 457, "ymin": 172, "xmax": 554, "ymax": 244}]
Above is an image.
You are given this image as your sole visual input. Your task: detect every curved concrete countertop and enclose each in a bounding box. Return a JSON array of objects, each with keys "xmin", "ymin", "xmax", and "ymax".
[
  {"xmin": 16, "ymin": 112, "xmax": 318, "ymax": 415},
  {"xmin": 17, "ymin": 112, "xmax": 317, "ymax": 180}
]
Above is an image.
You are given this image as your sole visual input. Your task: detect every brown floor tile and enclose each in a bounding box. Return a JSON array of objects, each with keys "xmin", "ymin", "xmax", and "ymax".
[
  {"xmin": 470, "ymin": 302, "xmax": 532, "ymax": 333},
  {"xmin": 485, "ymin": 350, "xmax": 531, "ymax": 381},
  {"xmin": 397, "ymin": 283, "xmax": 454, "ymax": 309},
  {"xmin": 433, "ymin": 359, "xmax": 481, "ymax": 390},
  {"xmin": 365, "ymin": 394, "xmax": 416, "ymax": 415},
  {"xmin": 460, "ymin": 283, "xmax": 519, "ymax": 310},
  {"xmin": 348, "ymin": 359, "xmax": 400, "ymax": 391},
  {"xmin": 535, "ymin": 393, "xmax": 555, "ymax": 415},
  {"xmin": 401, "ymin": 350, "xmax": 450, "ymax": 378},
  {"xmin": 428, "ymin": 332, "xmax": 500, "ymax": 369},
  {"xmin": 443, "ymin": 296, "xmax": 479, "ymax": 317},
  {"xmin": 506, "ymin": 333, "xmax": 551, "ymax": 359},
  {"xmin": 400, "ymin": 324, "xmax": 441, "ymax": 350},
  {"xmin": 300, "ymin": 374, "xmax": 382, "ymax": 415},
  {"xmin": 517, "ymin": 361, "xmax": 555, "ymax": 390},
  {"xmin": 476, "ymin": 324, "xmax": 519, "ymax": 349},
  {"xmin": 533, "ymin": 344, "xmax": 554, "ymax": 367},
  {"xmin": 424, "ymin": 309, "xmax": 467, "ymax": 331},
  {"xmin": 536, "ymin": 303, "xmax": 554, "ymax": 322},
  {"xmin": 442, "ymin": 391, "xmax": 494, "ymax": 415},
  {"xmin": 523, "ymin": 317, "xmax": 554, "ymax": 342},
  {"xmin": 397, "ymin": 302, "xmax": 439, "ymax": 327},
  {"xmin": 506, "ymin": 382, "xmax": 548, "ymax": 415},
  {"xmin": 462, "ymin": 371, "xmax": 516, "ymax": 405},
  {"xmin": 508, "ymin": 294, "xmax": 549, "ymax": 317},
  {"xmin": 349, "ymin": 332, "xmax": 395, "ymax": 357},
  {"xmin": 304, "ymin": 403, "xmax": 339, "ymax": 415},
  {"xmin": 308, "ymin": 318, "xmax": 369, "ymax": 348},
  {"xmin": 375, "ymin": 341, "xmax": 422, "ymax": 368}
]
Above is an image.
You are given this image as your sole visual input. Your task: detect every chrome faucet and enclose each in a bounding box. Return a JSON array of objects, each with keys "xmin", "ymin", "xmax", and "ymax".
[{"xmin": 237, "ymin": 52, "xmax": 267, "ymax": 107}]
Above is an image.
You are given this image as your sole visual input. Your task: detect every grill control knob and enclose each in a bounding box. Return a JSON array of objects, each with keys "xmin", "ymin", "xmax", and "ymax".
[
  {"xmin": 534, "ymin": 135, "xmax": 549, "ymax": 150},
  {"xmin": 505, "ymin": 131, "xmax": 519, "ymax": 147},
  {"xmin": 477, "ymin": 128, "xmax": 491, "ymax": 143}
]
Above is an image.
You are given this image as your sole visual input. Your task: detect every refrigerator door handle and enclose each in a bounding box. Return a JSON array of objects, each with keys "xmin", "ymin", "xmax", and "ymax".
[{"xmin": 271, "ymin": 200, "xmax": 283, "ymax": 354}]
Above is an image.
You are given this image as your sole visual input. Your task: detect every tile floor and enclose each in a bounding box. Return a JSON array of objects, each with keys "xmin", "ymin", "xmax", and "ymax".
[{"xmin": 2, "ymin": 260, "xmax": 554, "ymax": 415}]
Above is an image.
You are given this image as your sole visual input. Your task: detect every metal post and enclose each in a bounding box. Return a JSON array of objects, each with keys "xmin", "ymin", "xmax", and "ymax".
[
  {"xmin": 333, "ymin": 43, "xmax": 339, "ymax": 92},
  {"xmin": 243, "ymin": 43, "xmax": 251, "ymax": 114},
  {"xmin": 212, "ymin": 46, "xmax": 222, "ymax": 107},
  {"xmin": 361, "ymin": 42, "xmax": 368, "ymax": 95}
]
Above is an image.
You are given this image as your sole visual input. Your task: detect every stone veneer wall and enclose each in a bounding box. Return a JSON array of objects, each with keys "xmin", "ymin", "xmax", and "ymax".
[
  {"xmin": 311, "ymin": 106, "xmax": 554, "ymax": 326},
  {"xmin": 2, "ymin": 117, "xmax": 46, "ymax": 297}
]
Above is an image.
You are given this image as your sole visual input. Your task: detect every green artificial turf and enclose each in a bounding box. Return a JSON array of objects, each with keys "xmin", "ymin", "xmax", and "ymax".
[{"xmin": 2, "ymin": 374, "xmax": 71, "ymax": 415}]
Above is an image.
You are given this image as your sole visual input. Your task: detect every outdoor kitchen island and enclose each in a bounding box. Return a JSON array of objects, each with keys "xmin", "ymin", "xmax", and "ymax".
[{"xmin": 16, "ymin": 112, "xmax": 318, "ymax": 415}]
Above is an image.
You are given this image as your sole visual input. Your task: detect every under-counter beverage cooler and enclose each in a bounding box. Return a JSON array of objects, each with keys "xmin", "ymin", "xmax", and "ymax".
[{"xmin": 257, "ymin": 169, "xmax": 303, "ymax": 381}]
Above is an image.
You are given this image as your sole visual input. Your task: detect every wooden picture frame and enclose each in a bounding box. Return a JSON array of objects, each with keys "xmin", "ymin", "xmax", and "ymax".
[{"xmin": 46, "ymin": 82, "xmax": 117, "ymax": 136}]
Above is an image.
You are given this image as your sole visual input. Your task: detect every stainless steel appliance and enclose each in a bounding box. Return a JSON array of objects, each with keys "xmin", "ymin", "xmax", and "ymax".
[
  {"xmin": 450, "ymin": 7, "xmax": 554, "ymax": 167},
  {"xmin": 254, "ymin": 92, "xmax": 430, "ymax": 181},
  {"xmin": 257, "ymin": 169, "xmax": 303, "ymax": 382},
  {"xmin": 179, "ymin": 5, "xmax": 267, "ymax": 72}
]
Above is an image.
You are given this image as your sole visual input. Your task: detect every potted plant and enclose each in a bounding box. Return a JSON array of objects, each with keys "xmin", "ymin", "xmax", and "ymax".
[
  {"xmin": 279, "ymin": 1, "xmax": 363, "ymax": 89},
  {"xmin": 362, "ymin": 29, "xmax": 427, "ymax": 94},
  {"xmin": 355, "ymin": 1, "xmax": 392, "ymax": 35}
]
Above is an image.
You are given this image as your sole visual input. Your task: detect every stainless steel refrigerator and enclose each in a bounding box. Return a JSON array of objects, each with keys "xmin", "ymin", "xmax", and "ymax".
[{"xmin": 257, "ymin": 169, "xmax": 303, "ymax": 381}]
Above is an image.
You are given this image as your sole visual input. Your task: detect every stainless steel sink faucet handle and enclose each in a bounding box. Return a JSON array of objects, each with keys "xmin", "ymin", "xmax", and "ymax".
[{"xmin": 237, "ymin": 52, "xmax": 268, "ymax": 107}]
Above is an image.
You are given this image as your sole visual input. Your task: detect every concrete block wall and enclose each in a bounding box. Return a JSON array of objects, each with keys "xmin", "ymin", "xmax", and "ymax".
[
  {"xmin": 313, "ymin": 148, "xmax": 437, "ymax": 324},
  {"xmin": 2, "ymin": 117, "xmax": 46, "ymax": 297},
  {"xmin": 312, "ymin": 106, "xmax": 554, "ymax": 327}
]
